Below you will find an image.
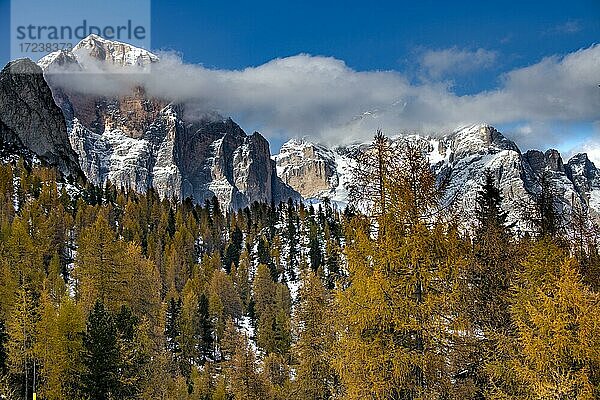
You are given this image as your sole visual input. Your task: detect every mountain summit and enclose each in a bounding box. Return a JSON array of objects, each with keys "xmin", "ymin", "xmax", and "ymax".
[
  {"xmin": 0, "ymin": 35, "xmax": 597, "ymax": 224},
  {"xmin": 39, "ymin": 34, "xmax": 159, "ymax": 71},
  {"xmin": 274, "ymin": 124, "xmax": 600, "ymax": 229},
  {"xmin": 36, "ymin": 35, "xmax": 297, "ymax": 209}
]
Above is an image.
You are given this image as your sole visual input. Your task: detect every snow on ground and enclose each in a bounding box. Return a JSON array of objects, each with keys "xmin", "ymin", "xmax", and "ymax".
[
  {"xmin": 287, "ymin": 276, "xmax": 300, "ymax": 305},
  {"xmin": 329, "ymin": 148, "xmax": 353, "ymax": 208},
  {"xmin": 12, "ymin": 171, "xmax": 20, "ymax": 212},
  {"xmin": 237, "ymin": 315, "xmax": 259, "ymax": 356},
  {"xmin": 589, "ymin": 190, "xmax": 600, "ymax": 212}
]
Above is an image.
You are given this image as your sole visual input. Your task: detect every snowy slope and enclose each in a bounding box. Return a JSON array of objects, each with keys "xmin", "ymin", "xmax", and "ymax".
[
  {"xmin": 36, "ymin": 35, "xmax": 295, "ymax": 209},
  {"xmin": 274, "ymin": 124, "xmax": 600, "ymax": 230},
  {"xmin": 38, "ymin": 34, "xmax": 159, "ymax": 72}
]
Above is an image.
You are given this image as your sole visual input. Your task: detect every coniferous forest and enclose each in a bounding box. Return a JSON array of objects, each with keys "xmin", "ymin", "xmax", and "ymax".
[{"xmin": 0, "ymin": 133, "xmax": 599, "ymax": 400}]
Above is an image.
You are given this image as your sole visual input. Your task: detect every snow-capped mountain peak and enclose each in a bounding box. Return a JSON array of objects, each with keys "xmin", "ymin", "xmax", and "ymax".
[
  {"xmin": 448, "ymin": 124, "xmax": 519, "ymax": 157},
  {"xmin": 274, "ymin": 125, "xmax": 600, "ymax": 229},
  {"xmin": 73, "ymin": 34, "xmax": 159, "ymax": 67},
  {"xmin": 38, "ymin": 34, "xmax": 159, "ymax": 72},
  {"xmin": 31, "ymin": 36, "xmax": 298, "ymax": 210}
]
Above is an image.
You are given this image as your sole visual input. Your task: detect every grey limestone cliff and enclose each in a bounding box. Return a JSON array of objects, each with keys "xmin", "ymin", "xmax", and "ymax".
[{"xmin": 0, "ymin": 59, "xmax": 82, "ymax": 179}]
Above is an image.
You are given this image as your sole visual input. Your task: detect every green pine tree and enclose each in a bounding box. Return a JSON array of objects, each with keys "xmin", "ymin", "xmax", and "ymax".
[
  {"xmin": 196, "ymin": 293, "xmax": 214, "ymax": 364},
  {"xmin": 81, "ymin": 300, "xmax": 120, "ymax": 400}
]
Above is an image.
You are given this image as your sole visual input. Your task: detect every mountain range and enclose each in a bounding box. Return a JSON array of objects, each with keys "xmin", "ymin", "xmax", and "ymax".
[
  {"xmin": 35, "ymin": 34, "xmax": 298, "ymax": 209},
  {"xmin": 275, "ymin": 125, "xmax": 600, "ymax": 230},
  {"xmin": 1, "ymin": 35, "xmax": 599, "ymax": 229}
]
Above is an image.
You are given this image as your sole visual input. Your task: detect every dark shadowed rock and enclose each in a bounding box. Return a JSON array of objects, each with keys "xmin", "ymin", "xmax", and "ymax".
[
  {"xmin": 0, "ymin": 59, "xmax": 82, "ymax": 179},
  {"xmin": 524, "ymin": 149, "xmax": 565, "ymax": 176},
  {"xmin": 566, "ymin": 153, "xmax": 600, "ymax": 195}
]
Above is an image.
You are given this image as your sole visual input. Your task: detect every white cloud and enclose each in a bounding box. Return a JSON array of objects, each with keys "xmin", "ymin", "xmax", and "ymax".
[
  {"xmin": 417, "ymin": 47, "xmax": 498, "ymax": 78},
  {"xmin": 507, "ymin": 122, "xmax": 578, "ymax": 153},
  {"xmin": 565, "ymin": 123, "xmax": 600, "ymax": 165},
  {"xmin": 47, "ymin": 44, "xmax": 600, "ymax": 149},
  {"xmin": 566, "ymin": 141, "xmax": 600, "ymax": 166},
  {"xmin": 552, "ymin": 20, "xmax": 583, "ymax": 35}
]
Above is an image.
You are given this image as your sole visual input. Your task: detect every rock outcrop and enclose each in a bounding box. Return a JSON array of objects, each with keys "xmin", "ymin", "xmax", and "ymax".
[
  {"xmin": 274, "ymin": 124, "xmax": 600, "ymax": 229},
  {"xmin": 274, "ymin": 139, "xmax": 339, "ymax": 198},
  {"xmin": 2, "ymin": 35, "xmax": 595, "ymax": 224},
  {"xmin": 0, "ymin": 59, "xmax": 82, "ymax": 179},
  {"xmin": 38, "ymin": 35, "xmax": 298, "ymax": 209},
  {"xmin": 566, "ymin": 153, "xmax": 600, "ymax": 195}
]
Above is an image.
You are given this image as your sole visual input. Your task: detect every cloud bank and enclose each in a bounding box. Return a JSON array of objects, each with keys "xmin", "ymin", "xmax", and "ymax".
[
  {"xmin": 417, "ymin": 47, "xmax": 498, "ymax": 78},
  {"xmin": 48, "ymin": 44, "xmax": 600, "ymax": 149}
]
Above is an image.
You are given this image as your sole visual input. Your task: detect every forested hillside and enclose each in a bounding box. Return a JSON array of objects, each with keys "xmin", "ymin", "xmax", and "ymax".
[{"xmin": 0, "ymin": 132, "xmax": 599, "ymax": 399}]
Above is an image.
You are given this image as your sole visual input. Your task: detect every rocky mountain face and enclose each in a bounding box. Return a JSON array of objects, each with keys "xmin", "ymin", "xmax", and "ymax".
[
  {"xmin": 36, "ymin": 35, "xmax": 296, "ymax": 209},
  {"xmin": 0, "ymin": 59, "xmax": 82, "ymax": 179},
  {"xmin": 38, "ymin": 34, "xmax": 159, "ymax": 71},
  {"xmin": 274, "ymin": 124, "xmax": 600, "ymax": 229},
  {"xmin": 2, "ymin": 36, "xmax": 599, "ymax": 224},
  {"xmin": 275, "ymin": 139, "xmax": 339, "ymax": 197}
]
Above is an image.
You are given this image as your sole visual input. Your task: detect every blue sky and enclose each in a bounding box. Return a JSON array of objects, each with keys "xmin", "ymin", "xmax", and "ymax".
[
  {"xmin": 1, "ymin": 0, "xmax": 600, "ymax": 156},
  {"xmin": 149, "ymin": 0, "xmax": 599, "ymax": 93}
]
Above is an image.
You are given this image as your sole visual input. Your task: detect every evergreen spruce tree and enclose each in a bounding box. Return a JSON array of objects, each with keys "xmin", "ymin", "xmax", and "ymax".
[
  {"xmin": 324, "ymin": 239, "xmax": 342, "ymax": 290},
  {"xmin": 308, "ymin": 223, "xmax": 323, "ymax": 272},
  {"xmin": 461, "ymin": 170, "xmax": 517, "ymax": 395},
  {"xmin": 165, "ymin": 298, "xmax": 182, "ymax": 356},
  {"xmin": 167, "ymin": 206, "xmax": 176, "ymax": 238},
  {"xmin": 196, "ymin": 293, "xmax": 214, "ymax": 365},
  {"xmin": 113, "ymin": 305, "xmax": 149, "ymax": 399},
  {"xmin": 223, "ymin": 225, "xmax": 243, "ymax": 273},
  {"xmin": 286, "ymin": 199, "xmax": 299, "ymax": 275},
  {"xmin": 533, "ymin": 172, "xmax": 562, "ymax": 237},
  {"xmin": 267, "ymin": 200, "xmax": 278, "ymax": 239},
  {"xmin": 475, "ymin": 170, "xmax": 508, "ymax": 233},
  {"xmin": 81, "ymin": 300, "xmax": 120, "ymax": 400}
]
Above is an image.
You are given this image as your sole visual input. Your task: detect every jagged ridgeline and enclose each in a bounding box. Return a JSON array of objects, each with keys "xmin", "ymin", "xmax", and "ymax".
[
  {"xmin": 13, "ymin": 33, "xmax": 600, "ymax": 228},
  {"xmin": 38, "ymin": 34, "xmax": 299, "ymax": 210},
  {"xmin": 275, "ymin": 125, "xmax": 600, "ymax": 231},
  {"xmin": 0, "ymin": 59, "xmax": 82, "ymax": 179},
  {"xmin": 0, "ymin": 35, "xmax": 599, "ymax": 399}
]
